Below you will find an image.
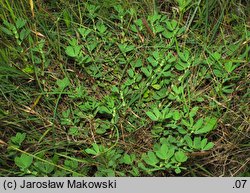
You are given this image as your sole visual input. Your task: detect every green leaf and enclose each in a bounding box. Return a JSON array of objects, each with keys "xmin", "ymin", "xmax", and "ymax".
[
  {"xmin": 203, "ymin": 142, "xmax": 214, "ymax": 150},
  {"xmin": 165, "ymin": 52, "xmax": 176, "ymax": 62},
  {"xmin": 34, "ymin": 161, "xmax": 54, "ymax": 174},
  {"xmin": 96, "ymin": 22, "xmax": 107, "ymax": 33},
  {"xmin": 152, "ymin": 51, "xmax": 160, "ymax": 60},
  {"xmin": 3, "ymin": 20, "xmax": 16, "ymax": 31},
  {"xmin": 170, "ymin": 20, "xmax": 178, "ymax": 29},
  {"xmin": 22, "ymin": 65, "xmax": 34, "ymax": 74},
  {"xmin": 189, "ymin": 116, "xmax": 194, "ymax": 127},
  {"xmin": 68, "ymin": 127, "xmax": 79, "ymax": 136},
  {"xmin": 130, "ymin": 24, "xmax": 138, "ymax": 32},
  {"xmin": 138, "ymin": 161, "xmax": 149, "ymax": 172},
  {"xmin": 74, "ymin": 45, "xmax": 82, "ymax": 55},
  {"xmin": 127, "ymin": 68, "xmax": 134, "ymax": 78},
  {"xmin": 124, "ymin": 78, "xmax": 133, "ymax": 86},
  {"xmin": 175, "ymin": 61, "xmax": 188, "ymax": 70},
  {"xmin": 85, "ymin": 148, "xmax": 97, "ymax": 155},
  {"xmin": 192, "ymin": 118, "xmax": 203, "ymax": 131},
  {"xmin": 155, "ymin": 24, "xmax": 165, "ymax": 33},
  {"xmin": 141, "ymin": 66, "xmax": 152, "ymax": 77},
  {"xmin": 148, "ymin": 14, "xmax": 161, "ymax": 24},
  {"xmin": 194, "ymin": 117, "xmax": 217, "ymax": 134},
  {"xmin": 166, "ymin": 20, "xmax": 177, "ymax": 31},
  {"xmin": 85, "ymin": 144, "xmax": 100, "ymax": 156},
  {"xmin": 151, "ymin": 84, "xmax": 161, "ymax": 90},
  {"xmin": 0, "ymin": 26, "xmax": 13, "ymax": 35},
  {"xmin": 124, "ymin": 45, "xmax": 135, "ymax": 53},
  {"xmin": 147, "ymin": 56, "xmax": 158, "ymax": 67},
  {"xmin": 133, "ymin": 73, "xmax": 142, "ymax": 83},
  {"xmin": 181, "ymin": 119, "xmax": 191, "ymax": 127},
  {"xmin": 78, "ymin": 28, "xmax": 92, "ymax": 39},
  {"xmin": 184, "ymin": 135, "xmax": 192, "ymax": 147},
  {"xmin": 15, "ymin": 154, "xmax": 33, "ymax": 170},
  {"xmin": 118, "ymin": 44, "xmax": 134, "ymax": 53},
  {"xmin": 86, "ymin": 3, "xmax": 99, "ymax": 16},
  {"xmin": 56, "ymin": 77, "xmax": 70, "ymax": 89},
  {"xmin": 64, "ymin": 159, "xmax": 78, "ymax": 170},
  {"xmin": 162, "ymin": 64, "xmax": 172, "ymax": 72},
  {"xmin": 222, "ymin": 85, "xmax": 234, "ymax": 94},
  {"xmin": 11, "ymin": 132, "xmax": 26, "ymax": 146},
  {"xmin": 96, "ymin": 127, "xmax": 107, "ymax": 135},
  {"xmin": 162, "ymin": 30, "xmax": 175, "ymax": 38},
  {"xmin": 161, "ymin": 107, "xmax": 171, "ymax": 119},
  {"xmin": 123, "ymin": 154, "xmax": 132, "ymax": 165},
  {"xmin": 65, "ymin": 46, "xmax": 77, "ymax": 57},
  {"xmin": 92, "ymin": 143, "xmax": 100, "ymax": 154},
  {"xmin": 177, "ymin": 26, "xmax": 186, "ymax": 36},
  {"xmin": 130, "ymin": 166, "xmax": 139, "ymax": 176},
  {"xmin": 166, "ymin": 148, "xmax": 175, "ymax": 159},
  {"xmin": 98, "ymin": 123, "xmax": 110, "ymax": 135},
  {"xmin": 114, "ymin": 5, "xmax": 125, "ymax": 16},
  {"xmin": 155, "ymin": 144, "xmax": 168, "ymax": 160},
  {"xmin": 175, "ymin": 167, "xmax": 181, "ymax": 174},
  {"xmin": 224, "ymin": 62, "xmax": 233, "ymax": 73},
  {"xmin": 98, "ymin": 106, "xmax": 112, "ymax": 114},
  {"xmin": 62, "ymin": 109, "xmax": 70, "ymax": 118},
  {"xmin": 213, "ymin": 69, "xmax": 224, "ymax": 78},
  {"xmin": 63, "ymin": 10, "xmax": 71, "ymax": 28},
  {"xmin": 189, "ymin": 106, "xmax": 199, "ymax": 117},
  {"xmin": 134, "ymin": 59, "xmax": 143, "ymax": 68},
  {"xmin": 193, "ymin": 137, "xmax": 201, "ymax": 149},
  {"xmin": 178, "ymin": 49, "xmax": 190, "ymax": 62},
  {"xmin": 176, "ymin": 0, "xmax": 192, "ymax": 11},
  {"xmin": 177, "ymin": 126, "xmax": 187, "ymax": 134},
  {"xmin": 153, "ymin": 88, "xmax": 168, "ymax": 100},
  {"xmin": 174, "ymin": 151, "xmax": 187, "ymax": 163},
  {"xmin": 19, "ymin": 29, "xmax": 30, "ymax": 41},
  {"xmin": 152, "ymin": 107, "xmax": 161, "ymax": 118},
  {"xmin": 201, "ymin": 138, "xmax": 208, "ymax": 149},
  {"xmin": 172, "ymin": 85, "xmax": 182, "ymax": 94},
  {"xmin": 173, "ymin": 110, "xmax": 181, "ymax": 121},
  {"xmin": 212, "ymin": 52, "xmax": 221, "ymax": 60},
  {"xmin": 69, "ymin": 38, "xmax": 77, "ymax": 46},
  {"xmin": 146, "ymin": 111, "xmax": 158, "ymax": 121},
  {"xmin": 15, "ymin": 18, "xmax": 26, "ymax": 29},
  {"xmin": 143, "ymin": 151, "xmax": 159, "ymax": 166},
  {"xmin": 134, "ymin": 19, "xmax": 143, "ymax": 28}
]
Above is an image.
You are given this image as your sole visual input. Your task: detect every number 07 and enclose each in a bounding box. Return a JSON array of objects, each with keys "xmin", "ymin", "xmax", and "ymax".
[{"xmin": 234, "ymin": 180, "xmax": 247, "ymax": 188}]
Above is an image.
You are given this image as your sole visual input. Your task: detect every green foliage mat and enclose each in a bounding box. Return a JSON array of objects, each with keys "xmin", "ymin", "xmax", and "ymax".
[{"xmin": 0, "ymin": 1, "xmax": 249, "ymax": 176}]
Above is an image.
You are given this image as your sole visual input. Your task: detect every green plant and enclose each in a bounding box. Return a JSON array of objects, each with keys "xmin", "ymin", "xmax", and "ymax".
[
  {"xmin": 14, "ymin": 154, "xmax": 33, "ymax": 172},
  {"xmin": 85, "ymin": 143, "xmax": 123, "ymax": 176},
  {"xmin": 1, "ymin": 18, "xmax": 30, "ymax": 47},
  {"xmin": 1, "ymin": 0, "xmax": 249, "ymax": 177},
  {"xmin": 10, "ymin": 132, "xmax": 26, "ymax": 147}
]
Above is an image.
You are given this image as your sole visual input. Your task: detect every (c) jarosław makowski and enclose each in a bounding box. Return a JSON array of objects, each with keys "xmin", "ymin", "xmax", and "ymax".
[{"xmin": 19, "ymin": 179, "xmax": 117, "ymax": 189}]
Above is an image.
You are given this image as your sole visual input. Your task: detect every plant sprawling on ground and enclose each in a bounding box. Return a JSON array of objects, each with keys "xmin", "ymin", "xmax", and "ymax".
[{"xmin": 0, "ymin": 0, "xmax": 249, "ymax": 176}]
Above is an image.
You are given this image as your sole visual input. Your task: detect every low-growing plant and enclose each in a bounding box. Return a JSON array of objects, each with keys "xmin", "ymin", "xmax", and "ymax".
[
  {"xmin": 1, "ymin": 0, "xmax": 249, "ymax": 177},
  {"xmin": 57, "ymin": 4, "xmax": 222, "ymax": 176}
]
